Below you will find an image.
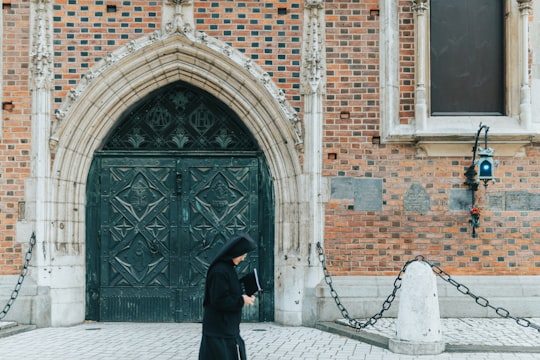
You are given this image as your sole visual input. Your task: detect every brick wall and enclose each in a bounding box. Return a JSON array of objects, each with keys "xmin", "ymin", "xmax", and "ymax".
[
  {"xmin": 1, "ymin": 1, "xmax": 31, "ymax": 274},
  {"xmin": 194, "ymin": 0, "xmax": 304, "ymax": 112},
  {"xmin": 322, "ymin": 1, "xmax": 540, "ymax": 276},
  {"xmin": 1, "ymin": 1, "xmax": 539, "ymax": 278},
  {"xmin": 52, "ymin": 0, "xmax": 161, "ymax": 103}
]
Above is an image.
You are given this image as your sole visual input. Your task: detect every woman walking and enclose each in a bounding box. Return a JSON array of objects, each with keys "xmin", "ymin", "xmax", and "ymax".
[{"xmin": 198, "ymin": 233, "xmax": 257, "ymax": 360}]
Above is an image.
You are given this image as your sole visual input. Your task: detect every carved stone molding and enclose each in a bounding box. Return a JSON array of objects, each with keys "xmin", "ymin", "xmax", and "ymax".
[
  {"xmin": 30, "ymin": 0, "xmax": 53, "ymax": 90},
  {"xmin": 50, "ymin": 30, "xmax": 303, "ymax": 152},
  {"xmin": 301, "ymin": 0, "xmax": 325, "ymax": 95},
  {"xmin": 163, "ymin": 0, "xmax": 195, "ymax": 36}
]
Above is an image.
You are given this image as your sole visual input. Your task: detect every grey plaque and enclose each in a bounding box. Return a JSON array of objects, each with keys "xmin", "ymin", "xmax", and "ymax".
[
  {"xmin": 505, "ymin": 191, "xmax": 529, "ymax": 211},
  {"xmin": 403, "ymin": 183, "xmax": 431, "ymax": 212},
  {"xmin": 330, "ymin": 177, "xmax": 383, "ymax": 211},
  {"xmin": 487, "ymin": 194, "xmax": 504, "ymax": 211},
  {"xmin": 354, "ymin": 178, "xmax": 383, "ymax": 211},
  {"xmin": 449, "ymin": 189, "xmax": 472, "ymax": 211},
  {"xmin": 530, "ymin": 194, "xmax": 540, "ymax": 211},
  {"xmin": 330, "ymin": 177, "xmax": 355, "ymax": 200}
]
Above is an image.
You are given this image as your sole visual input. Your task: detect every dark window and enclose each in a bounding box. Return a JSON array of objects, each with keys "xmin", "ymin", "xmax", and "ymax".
[{"xmin": 430, "ymin": 0, "xmax": 504, "ymax": 115}]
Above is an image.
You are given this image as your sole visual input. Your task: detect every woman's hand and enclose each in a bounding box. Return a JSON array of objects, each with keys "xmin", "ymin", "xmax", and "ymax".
[{"xmin": 242, "ymin": 295, "xmax": 256, "ymax": 306}]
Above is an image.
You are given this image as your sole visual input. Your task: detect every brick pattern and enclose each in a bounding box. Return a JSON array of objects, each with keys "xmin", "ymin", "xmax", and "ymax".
[
  {"xmin": 52, "ymin": 0, "xmax": 161, "ymax": 103},
  {"xmin": 1, "ymin": 1, "xmax": 32, "ymax": 274},
  {"xmin": 194, "ymin": 0, "xmax": 304, "ymax": 112}
]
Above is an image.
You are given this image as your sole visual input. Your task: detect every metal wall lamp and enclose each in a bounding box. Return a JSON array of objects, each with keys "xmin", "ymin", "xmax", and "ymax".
[{"xmin": 464, "ymin": 123, "xmax": 498, "ymax": 238}]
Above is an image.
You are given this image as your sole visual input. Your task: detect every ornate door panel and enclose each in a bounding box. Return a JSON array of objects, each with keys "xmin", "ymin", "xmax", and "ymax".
[
  {"xmin": 99, "ymin": 157, "xmax": 178, "ymax": 322},
  {"xmin": 86, "ymin": 80, "xmax": 273, "ymax": 323},
  {"xmin": 91, "ymin": 155, "xmax": 263, "ymax": 322},
  {"xmin": 177, "ymin": 157, "xmax": 260, "ymax": 322}
]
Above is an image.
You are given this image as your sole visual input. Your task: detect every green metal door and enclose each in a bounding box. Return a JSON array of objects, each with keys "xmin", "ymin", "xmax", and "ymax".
[
  {"xmin": 97, "ymin": 157, "xmax": 178, "ymax": 322},
  {"xmin": 87, "ymin": 155, "xmax": 267, "ymax": 322},
  {"xmin": 176, "ymin": 157, "xmax": 260, "ymax": 322}
]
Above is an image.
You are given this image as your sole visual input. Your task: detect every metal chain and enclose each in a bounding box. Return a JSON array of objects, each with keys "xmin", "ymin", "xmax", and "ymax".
[
  {"xmin": 0, "ymin": 232, "xmax": 36, "ymax": 321},
  {"xmin": 421, "ymin": 257, "xmax": 540, "ymax": 332},
  {"xmin": 316, "ymin": 242, "xmax": 540, "ymax": 333},
  {"xmin": 316, "ymin": 241, "xmax": 418, "ymax": 330}
]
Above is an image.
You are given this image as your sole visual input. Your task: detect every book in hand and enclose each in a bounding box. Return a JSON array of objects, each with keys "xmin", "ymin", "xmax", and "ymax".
[{"xmin": 240, "ymin": 268, "xmax": 262, "ymax": 296}]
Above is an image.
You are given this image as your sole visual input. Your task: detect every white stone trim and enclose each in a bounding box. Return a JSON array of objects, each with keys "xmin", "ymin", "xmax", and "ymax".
[
  {"xmin": 380, "ymin": 0, "xmax": 539, "ymax": 155},
  {"xmin": 43, "ymin": 31, "xmax": 306, "ymax": 326}
]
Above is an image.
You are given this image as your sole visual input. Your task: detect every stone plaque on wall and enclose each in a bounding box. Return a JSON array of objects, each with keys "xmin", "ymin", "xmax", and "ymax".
[
  {"xmin": 487, "ymin": 194, "xmax": 504, "ymax": 211},
  {"xmin": 530, "ymin": 194, "xmax": 540, "ymax": 211},
  {"xmin": 330, "ymin": 177, "xmax": 383, "ymax": 211},
  {"xmin": 505, "ymin": 191, "xmax": 529, "ymax": 211},
  {"xmin": 330, "ymin": 177, "xmax": 355, "ymax": 199},
  {"xmin": 354, "ymin": 178, "xmax": 383, "ymax": 211},
  {"xmin": 403, "ymin": 183, "xmax": 431, "ymax": 212},
  {"xmin": 449, "ymin": 189, "xmax": 471, "ymax": 211}
]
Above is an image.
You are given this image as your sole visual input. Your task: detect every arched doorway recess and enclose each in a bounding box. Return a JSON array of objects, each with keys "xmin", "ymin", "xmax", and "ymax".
[
  {"xmin": 86, "ymin": 81, "xmax": 274, "ymax": 322},
  {"xmin": 47, "ymin": 32, "xmax": 304, "ymax": 326}
]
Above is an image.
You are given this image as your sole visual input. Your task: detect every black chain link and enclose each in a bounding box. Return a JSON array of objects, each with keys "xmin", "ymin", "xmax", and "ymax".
[
  {"xmin": 422, "ymin": 258, "xmax": 540, "ymax": 332},
  {"xmin": 0, "ymin": 232, "xmax": 36, "ymax": 321},
  {"xmin": 316, "ymin": 242, "xmax": 540, "ymax": 333}
]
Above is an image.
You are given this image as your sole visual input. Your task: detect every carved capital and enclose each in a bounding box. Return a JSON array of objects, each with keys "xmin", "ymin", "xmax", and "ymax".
[
  {"xmin": 517, "ymin": 0, "xmax": 533, "ymax": 12},
  {"xmin": 412, "ymin": 0, "xmax": 428, "ymax": 13},
  {"xmin": 167, "ymin": 0, "xmax": 192, "ymax": 5},
  {"xmin": 305, "ymin": 0, "xmax": 323, "ymax": 10}
]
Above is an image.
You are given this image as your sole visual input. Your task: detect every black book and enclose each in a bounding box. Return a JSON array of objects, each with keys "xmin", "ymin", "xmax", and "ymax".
[{"xmin": 239, "ymin": 268, "xmax": 262, "ymax": 296}]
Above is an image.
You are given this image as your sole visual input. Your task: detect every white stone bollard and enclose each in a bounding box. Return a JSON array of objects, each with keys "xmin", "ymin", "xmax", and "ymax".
[{"xmin": 388, "ymin": 260, "xmax": 445, "ymax": 355}]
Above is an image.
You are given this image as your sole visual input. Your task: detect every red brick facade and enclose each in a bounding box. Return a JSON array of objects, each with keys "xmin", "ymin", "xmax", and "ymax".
[{"xmin": 1, "ymin": 0, "xmax": 539, "ymax": 282}]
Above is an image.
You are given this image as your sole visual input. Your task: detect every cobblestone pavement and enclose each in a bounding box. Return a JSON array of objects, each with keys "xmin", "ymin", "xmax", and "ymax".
[
  {"xmin": 0, "ymin": 319, "xmax": 539, "ymax": 360},
  {"xmin": 352, "ymin": 318, "xmax": 540, "ymax": 348}
]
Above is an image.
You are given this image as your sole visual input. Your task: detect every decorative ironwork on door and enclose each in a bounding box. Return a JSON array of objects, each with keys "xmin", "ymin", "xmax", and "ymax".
[
  {"xmin": 102, "ymin": 81, "xmax": 257, "ymax": 151},
  {"xmin": 98, "ymin": 159, "xmax": 177, "ymax": 322}
]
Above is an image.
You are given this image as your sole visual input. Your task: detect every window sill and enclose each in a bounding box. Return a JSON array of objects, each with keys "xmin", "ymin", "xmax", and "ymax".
[{"xmin": 384, "ymin": 116, "xmax": 536, "ymax": 157}]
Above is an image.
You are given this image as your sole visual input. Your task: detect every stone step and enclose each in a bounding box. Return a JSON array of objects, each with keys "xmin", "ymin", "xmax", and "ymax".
[{"xmin": 0, "ymin": 321, "xmax": 36, "ymax": 339}]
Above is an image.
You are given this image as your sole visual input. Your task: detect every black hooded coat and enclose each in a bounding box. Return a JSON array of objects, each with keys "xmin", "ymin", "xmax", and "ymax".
[{"xmin": 198, "ymin": 233, "xmax": 257, "ymax": 360}]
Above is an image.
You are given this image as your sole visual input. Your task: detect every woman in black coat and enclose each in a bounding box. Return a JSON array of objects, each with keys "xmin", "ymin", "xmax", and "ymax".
[{"xmin": 198, "ymin": 233, "xmax": 257, "ymax": 360}]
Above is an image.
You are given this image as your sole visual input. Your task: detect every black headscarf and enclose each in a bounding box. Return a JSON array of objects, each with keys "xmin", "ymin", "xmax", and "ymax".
[{"xmin": 209, "ymin": 233, "xmax": 257, "ymax": 268}]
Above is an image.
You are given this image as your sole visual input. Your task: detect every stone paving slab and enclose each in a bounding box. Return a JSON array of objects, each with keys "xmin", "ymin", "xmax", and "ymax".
[
  {"xmin": 334, "ymin": 318, "xmax": 540, "ymax": 349},
  {"xmin": 0, "ymin": 321, "xmax": 17, "ymax": 330},
  {"xmin": 0, "ymin": 321, "xmax": 539, "ymax": 359},
  {"xmin": 326, "ymin": 318, "xmax": 540, "ymax": 353}
]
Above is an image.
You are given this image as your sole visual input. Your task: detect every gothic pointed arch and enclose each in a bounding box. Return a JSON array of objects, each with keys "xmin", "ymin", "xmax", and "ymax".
[{"xmin": 47, "ymin": 31, "xmax": 303, "ymax": 324}]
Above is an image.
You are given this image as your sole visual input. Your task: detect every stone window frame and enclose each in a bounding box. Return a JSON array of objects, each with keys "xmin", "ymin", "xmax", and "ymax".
[{"xmin": 380, "ymin": 0, "xmax": 535, "ymax": 156}]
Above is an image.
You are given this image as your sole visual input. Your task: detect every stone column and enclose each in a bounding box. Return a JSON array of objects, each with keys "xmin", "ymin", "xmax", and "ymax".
[
  {"xmin": 298, "ymin": 0, "xmax": 325, "ymax": 325},
  {"xmin": 518, "ymin": 0, "xmax": 533, "ymax": 129},
  {"xmin": 28, "ymin": 0, "xmax": 54, "ymax": 326},
  {"xmin": 412, "ymin": 0, "xmax": 428, "ymax": 131}
]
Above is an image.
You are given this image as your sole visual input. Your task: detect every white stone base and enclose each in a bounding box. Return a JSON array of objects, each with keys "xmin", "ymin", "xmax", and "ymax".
[
  {"xmin": 315, "ymin": 275, "xmax": 540, "ymax": 321},
  {"xmin": 388, "ymin": 338, "xmax": 445, "ymax": 355}
]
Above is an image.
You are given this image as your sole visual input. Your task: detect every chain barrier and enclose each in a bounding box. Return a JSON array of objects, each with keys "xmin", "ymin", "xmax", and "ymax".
[
  {"xmin": 0, "ymin": 232, "xmax": 36, "ymax": 321},
  {"xmin": 316, "ymin": 241, "xmax": 540, "ymax": 333}
]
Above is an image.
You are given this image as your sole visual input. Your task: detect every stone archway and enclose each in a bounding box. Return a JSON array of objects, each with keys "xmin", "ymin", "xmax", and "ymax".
[{"xmin": 46, "ymin": 30, "xmax": 304, "ymax": 326}]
